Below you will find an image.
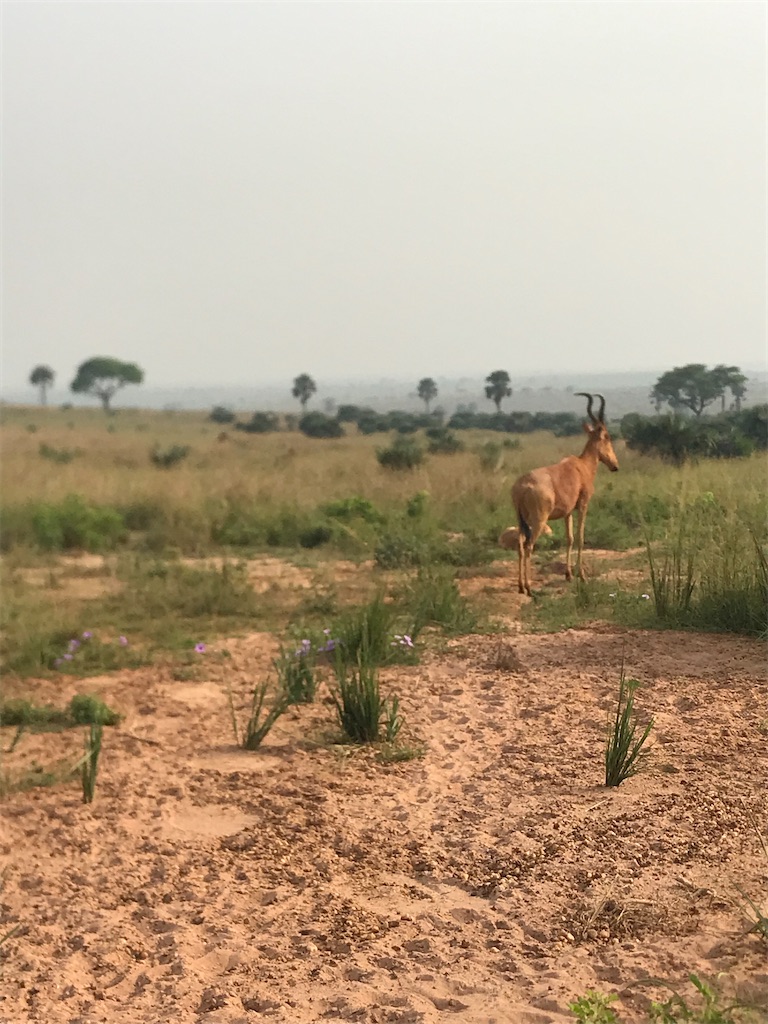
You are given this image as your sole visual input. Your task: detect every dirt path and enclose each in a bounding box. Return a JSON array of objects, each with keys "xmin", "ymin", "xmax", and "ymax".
[{"xmin": 2, "ymin": 627, "xmax": 767, "ymax": 1024}]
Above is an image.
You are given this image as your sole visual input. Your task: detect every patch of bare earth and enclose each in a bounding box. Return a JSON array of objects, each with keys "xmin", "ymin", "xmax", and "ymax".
[{"xmin": 2, "ymin": 618, "xmax": 767, "ymax": 1021}]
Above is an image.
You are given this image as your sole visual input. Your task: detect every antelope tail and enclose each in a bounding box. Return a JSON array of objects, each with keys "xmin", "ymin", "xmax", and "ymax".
[{"xmin": 519, "ymin": 514, "xmax": 532, "ymax": 544}]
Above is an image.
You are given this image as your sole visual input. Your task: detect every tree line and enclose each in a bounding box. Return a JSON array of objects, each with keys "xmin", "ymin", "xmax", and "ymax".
[{"xmin": 28, "ymin": 359, "xmax": 752, "ymax": 421}]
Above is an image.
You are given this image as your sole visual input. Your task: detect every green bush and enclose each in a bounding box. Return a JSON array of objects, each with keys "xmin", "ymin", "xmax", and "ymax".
[
  {"xmin": 426, "ymin": 427, "xmax": 464, "ymax": 455},
  {"xmin": 235, "ymin": 411, "xmax": 280, "ymax": 434},
  {"xmin": 320, "ymin": 496, "xmax": 385, "ymax": 524},
  {"xmin": 209, "ymin": 406, "xmax": 236, "ymax": 424},
  {"xmin": 39, "ymin": 442, "xmax": 80, "ymax": 464},
  {"xmin": 376, "ymin": 436, "xmax": 424, "ymax": 470},
  {"xmin": 403, "ymin": 567, "xmax": 478, "ymax": 634},
  {"xmin": 27, "ymin": 495, "xmax": 126, "ymax": 552},
  {"xmin": 150, "ymin": 444, "xmax": 191, "ymax": 468},
  {"xmin": 299, "ymin": 412, "xmax": 344, "ymax": 439}
]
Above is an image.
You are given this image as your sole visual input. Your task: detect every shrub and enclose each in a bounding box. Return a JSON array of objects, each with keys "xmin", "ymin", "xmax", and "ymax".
[
  {"xmin": 320, "ymin": 496, "xmax": 385, "ymax": 524},
  {"xmin": 374, "ymin": 531, "xmax": 431, "ymax": 569},
  {"xmin": 376, "ymin": 436, "xmax": 424, "ymax": 470},
  {"xmin": 623, "ymin": 412, "xmax": 757, "ymax": 464},
  {"xmin": 336, "ymin": 404, "xmax": 372, "ymax": 424},
  {"xmin": 28, "ymin": 495, "xmax": 126, "ymax": 552},
  {"xmin": 235, "ymin": 411, "xmax": 280, "ymax": 433},
  {"xmin": 478, "ymin": 440, "xmax": 505, "ymax": 471},
  {"xmin": 209, "ymin": 405, "xmax": 236, "ymax": 424},
  {"xmin": 298, "ymin": 523, "xmax": 333, "ymax": 548},
  {"xmin": 299, "ymin": 412, "xmax": 344, "ymax": 439},
  {"xmin": 426, "ymin": 427, "xmax": 464, "ymax": 454},
  {"xmin": 403, "ymin": 567, "xmax": 478, "ymax": 634},
  {"xmin": 150, "ymin": 444, "xmax": 191, "ymax": 468},
  {"xmin": 39, "ymin": 443, "xmax": 80, "ymax": 464},
  {"xmin": 68, "ymin": 694, "xmax": 120, "ymax": 725}
]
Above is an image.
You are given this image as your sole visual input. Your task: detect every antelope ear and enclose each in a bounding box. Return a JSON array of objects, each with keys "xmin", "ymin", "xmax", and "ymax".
[{"xmin": 582, "ymin": 422, "xmax": 593, "ymax": 435}]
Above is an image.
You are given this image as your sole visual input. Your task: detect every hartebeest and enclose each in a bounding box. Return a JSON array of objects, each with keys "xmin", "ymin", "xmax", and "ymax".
[{"xmin": 511, "ymin": 393, "xmax": 619, "ymax": 596}]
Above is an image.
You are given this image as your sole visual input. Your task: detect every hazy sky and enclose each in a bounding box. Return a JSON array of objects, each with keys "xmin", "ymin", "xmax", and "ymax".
[{"xmin": 3, "ymin": 2, "xmax": 766, "ymax": 391}]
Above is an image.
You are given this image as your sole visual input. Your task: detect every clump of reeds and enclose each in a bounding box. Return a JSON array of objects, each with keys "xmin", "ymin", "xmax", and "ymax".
[{"xmin": 604, "ymin": 665, "xmax": 653, "ymax": 788}]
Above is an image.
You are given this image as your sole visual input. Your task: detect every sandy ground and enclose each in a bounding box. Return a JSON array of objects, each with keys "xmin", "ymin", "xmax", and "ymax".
[{"xmin": 1, "ymin": 582, "xmax": 767, "ymax": 1023}]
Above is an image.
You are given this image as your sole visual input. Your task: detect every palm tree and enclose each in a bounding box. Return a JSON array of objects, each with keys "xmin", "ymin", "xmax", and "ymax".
[
  {"xmin": 416, "ymin": 377, "xmax": 438, "ymax": 413},
  {"xmin": 29, "ymin": 365, "xmax": 55, "ymax": 406},
  {"xmin": 484, "ymin": 370, "xmax": 512, "ymax": 414}
]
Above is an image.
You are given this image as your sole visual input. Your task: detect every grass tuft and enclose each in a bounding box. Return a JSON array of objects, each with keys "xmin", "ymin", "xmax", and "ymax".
[
  {"xmin": 604, "ymin": 664, "xmax": 653, "ymax": 787},
  {"xmin": 79, "ymin": 723, "xmax": 103, "ymax": 803}
]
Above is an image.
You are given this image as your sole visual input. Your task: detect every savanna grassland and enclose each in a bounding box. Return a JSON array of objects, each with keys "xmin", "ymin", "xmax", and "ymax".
[{"xmin": 1, "ymin": 404, "xmax": 766, "ymax": 1024}]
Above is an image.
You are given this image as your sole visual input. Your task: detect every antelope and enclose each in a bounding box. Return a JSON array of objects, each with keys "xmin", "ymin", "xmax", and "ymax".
[{"xmin": 511, "ymin": 393, "xmax": 619, "ymax": 596}]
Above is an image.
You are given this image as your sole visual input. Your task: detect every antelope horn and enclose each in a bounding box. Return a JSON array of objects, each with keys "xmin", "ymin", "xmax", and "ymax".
[
  {"xmin": 575, "ymin": 392, "xmax": 597, "ymax": 424},
  {"xmin": 593, "ymin": 393, "xmax": 606, "ymax": 423}
]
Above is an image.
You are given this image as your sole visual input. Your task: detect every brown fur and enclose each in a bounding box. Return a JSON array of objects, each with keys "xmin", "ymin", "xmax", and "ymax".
[
  {"xmin": 511, "ymin": 407, "xmax": 619, "ymax": 596},
  {"xmin": 499, "ymin": 524, "xmax": 551, "ymax": 550}
]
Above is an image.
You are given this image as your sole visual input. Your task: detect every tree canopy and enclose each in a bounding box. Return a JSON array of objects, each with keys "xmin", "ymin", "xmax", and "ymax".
[
  {"xmin": 292, "ymin": 373, "xmax": 317, "ymax": 409},
  {"xmin": 651, "ymin": 364, "xmax": 748, "ymax": 417},
  {"xmin": 70, "ymin": 357, "xmax": 144, "ymax": 412},
  {"xmin": 416, "ymin": 377, "xmax": 438, "ymax": 412},
  {"xmin": 29, "ymin": 365, "xmax": 55, "ymax": 405},
  {"xmin": 484, "ymin": 370, "xmax": 512, "ymax": 414}
]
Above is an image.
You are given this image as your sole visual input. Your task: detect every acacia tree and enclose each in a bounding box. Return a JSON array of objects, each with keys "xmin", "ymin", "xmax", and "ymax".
[
  {"xmin": 292, "ymin": 373, "xmax": 317, "ymax": 410},
  {"xmin": 70, "ymin": 357, "xmax": 144, "ymax": 413},
  {"xmin": 417, "ymin": 377, "xmax": 438, "ymax": 413},
  {"xmin": 650, "ymin": 363, "xmax": 745, "ymax": 417},
  {"xmin": 712, "ymin": 364, "xmax": 748, "ymax": 412},
  {"xmin": 484, "ymin": 370, "xmax": 512, "ymax": 414},
  {"xmin": 29, "ymin": 365, "xmax": 55, "ymax": 406}
]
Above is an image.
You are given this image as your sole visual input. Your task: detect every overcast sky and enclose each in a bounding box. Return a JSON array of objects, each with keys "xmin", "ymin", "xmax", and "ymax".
[{"xmin": 2, "ymin": 2, "xmax": 766, "ymax": 391}]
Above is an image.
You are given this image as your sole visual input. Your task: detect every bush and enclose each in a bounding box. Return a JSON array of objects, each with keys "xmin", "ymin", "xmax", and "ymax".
[
  {"xmin": 150, "ymin": 444, "xmax": 191, "ymax": 468},
  {"xmin": 320, "ymin": 496, "xmax": 385, "ymax": 524},
  {"xmin": 39, "ymin": 443, "xmax": 80, "ymax": 464},
  {"xmin": 235, "ymin": 411, "xmax": 280, "ymax": 434},
  {"xmin": 209, "ymin": 406, "xmax": 236, "ymax": 424},
  {"xmin": 426, "ymin": 427, "xmax": 464, "ymax": 454},
  {"xmin": 623, "ymin": 413, "xmax": 756, "ymax": 464},
  {"xmin": 403, "ymin": 567, "xmax": 478, "ymax": 634},
  {"xmin": 28, "ymin": 495, "xmax": 126, "ymax": 552},
  {"xmin": 299, "ymin": 412, "xmax": 344, "ymax": 439},
  {"xmin": 336, "ymin": 404, "xmax": 372, "ymax": 424},
  {"xmin": 376, "ymin": 436, "xmax": 424, "ymax": 470}
]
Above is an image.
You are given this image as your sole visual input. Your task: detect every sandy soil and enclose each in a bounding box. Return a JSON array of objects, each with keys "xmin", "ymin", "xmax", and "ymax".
[{"xmin": 1, "ymin": 582, "xmax": 767, "ymax": 1023}]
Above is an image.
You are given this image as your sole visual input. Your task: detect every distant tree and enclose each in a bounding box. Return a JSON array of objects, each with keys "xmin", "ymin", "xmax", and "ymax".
[
  {"xmin": 210, "ymin": 405, "xmax": 236, "ymax": 424},
  {"xmin": 292, "ymin": 373, "xmax": 317, "ymax": 411},
  {"xmin": 651, "ymin": 364, "xmax": 742, "ymax": 418},
  {"xmin": 417, "ymin": 377, "xmax": 438, "ymax": 413},
  {"xmin": 484, "ymin": 370, "xmax": 512, "ymax": 414},
  {"xmin": 29, "ymin": 365, "xmax": 55, "ymax": 406},
  {"xmin": 70, "ymin": 357, "xmax": 144, "ymax": 413},
  {"xmin": 712, "ymin": 364, "xmax": 748, "ymax": 413}
]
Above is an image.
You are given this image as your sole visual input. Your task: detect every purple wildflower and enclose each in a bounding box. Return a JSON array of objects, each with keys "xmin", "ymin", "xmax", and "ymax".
[
  {"xmin": 68, "ymin": 639, "xmax": 80, "ymax": 651},
  {"xmin": 63, "ymin": 653, "xmax": 74, "ymax": 661},
  {"xmin": 194, "ymin": 642, "xmax": 206, "ymax": 654},
  {"xmin": 82, "ymin": 631, "xmax": 93, "ymax": 640},
  {"xmin": 118, "ymin": 636, "xmax": 128, "ymax": 646}
]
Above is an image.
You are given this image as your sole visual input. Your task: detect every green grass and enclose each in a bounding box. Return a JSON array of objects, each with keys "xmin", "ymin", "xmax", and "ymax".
[
  {"xmin": 570, "ymin": 975, "xmax": 766, "ymax": 1023},
  {"xmin": 604, "ymin": 667, "xmax": 654, "ymax": 787}
]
